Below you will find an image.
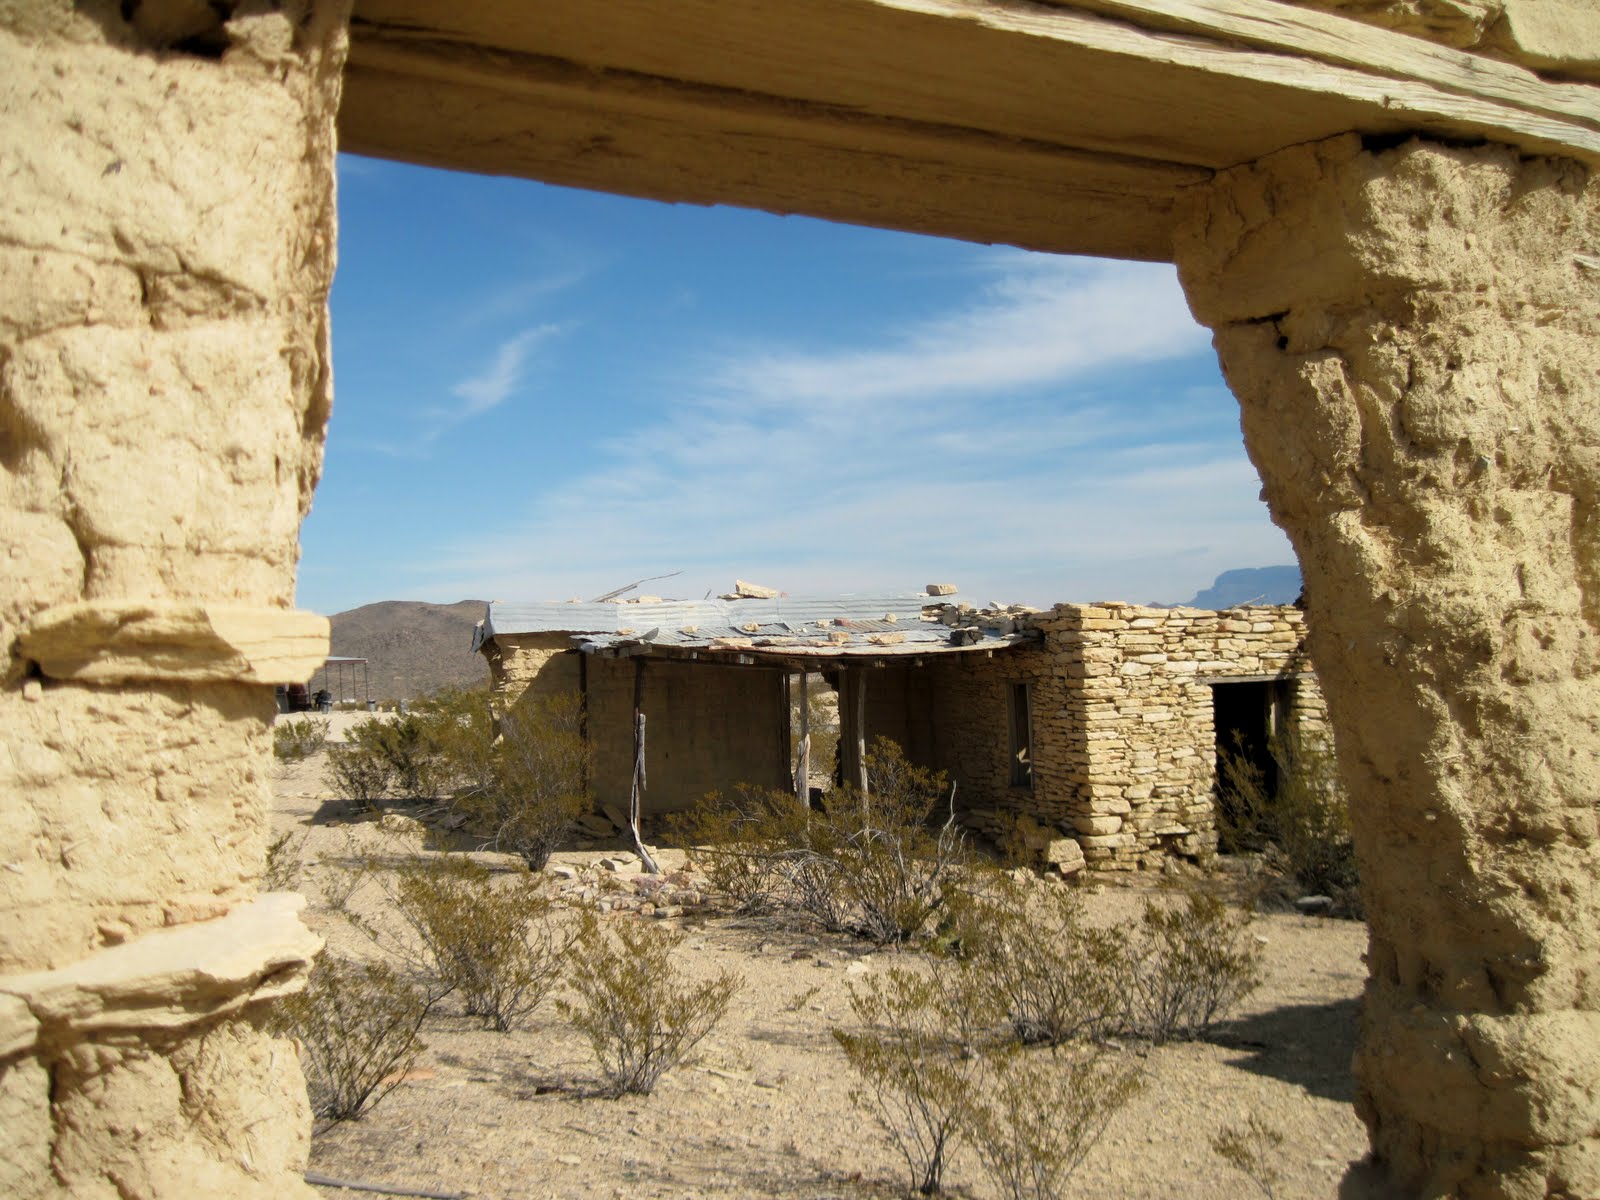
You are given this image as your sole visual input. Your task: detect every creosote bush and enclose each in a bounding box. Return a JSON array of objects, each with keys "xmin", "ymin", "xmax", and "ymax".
[
  {"xmin": 1219, "ymin": 733, "xmax": 1360, "ymax": 915},
  {"xmin": 558, "ymin": 911, "xmax": 741, "ymax": 1097},
  {"xmin": 833, "ymin": 966, "xmax": 995, "ymax": 1195},
  {"xmin": 325, "ymin": 711, "xmax": 452, "ymax": 810},
  {"xmin": 678, "ymin": 738, "xmax": 968, "ymax": 944},
  {"xmin": 273, "ymin": 715, "xmax": 329, "ymax": 763},
  {"xmin": 352, "ymin": 853, "xmax": 576, "ymax": 1032},
  {"xmin": 269, "ymin": 955, "xmax": 430, "ymax": 1124},
  {"xmin": 263, "ymin": 830, "xmax": 304, "ymax": 893},
  {"xmin": 972, "ymin": 1046, "xmax": 1142, "ymax": 1200},
  {"xmin": 452, "ymin": 692, "xmax": 589, "ymax": 870},
  {"xmin": 944, "ymin": 873, "xmax": 1129, "ymax": 1047},
  {"xmin": 323, "ymin": 687, "xmax": 590, "ymax": 869},
  {"xmin": 1212, "ymin": 1114, "xmax": 1286, "ymax": 1198},
  {"xmin": 834, "ymin": 952, "xmax": 1140, "ymax": 1198},
  {"xmin": 1127, "ymin": 890, "xmax": 1264, "ymax": 1045}
]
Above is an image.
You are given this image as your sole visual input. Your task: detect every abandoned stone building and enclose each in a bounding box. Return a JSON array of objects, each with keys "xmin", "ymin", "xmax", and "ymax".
[{"xmin": 474, "ymin": 588, "xmax": 1324, "ymax": 873}]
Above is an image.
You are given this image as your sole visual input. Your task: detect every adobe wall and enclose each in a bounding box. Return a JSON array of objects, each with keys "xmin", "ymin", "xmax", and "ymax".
[
  {"xmin": 0, "ymin": 4, "xmax": 345, "ymax": 1196},
  {"xmin": 1174, "ymin": 133, "xmax": 1600, "ymax": 1198},
  {"xmin": 486, "ymin": 639, "xmax": 789, "ymax": 816}
]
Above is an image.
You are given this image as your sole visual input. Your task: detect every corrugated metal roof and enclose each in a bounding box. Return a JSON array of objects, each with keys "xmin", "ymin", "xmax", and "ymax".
[
  {"xmin": 482, "ymin": 593, "xmax": 940, "ymax": 637},
  {"xmin": 473, "ymin": 592, "xmax": 1036, "ymax": 661}
]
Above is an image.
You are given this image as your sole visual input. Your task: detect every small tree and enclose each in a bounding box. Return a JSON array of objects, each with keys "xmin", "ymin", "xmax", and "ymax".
[{"xmin": 558, "ymin": 912, "xmax": 741, "ymax": 1097}]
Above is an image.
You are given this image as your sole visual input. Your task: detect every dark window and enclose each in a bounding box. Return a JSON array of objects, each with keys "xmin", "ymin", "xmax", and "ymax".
[{"xmin": 1008, "ymin": 682, "xmax": 1033, "ymax": 789}]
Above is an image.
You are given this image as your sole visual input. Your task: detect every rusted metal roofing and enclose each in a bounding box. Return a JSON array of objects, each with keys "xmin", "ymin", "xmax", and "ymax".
[{"xmin": 472, "ymin": 592, "xmax": 1034, "ymax": 661}]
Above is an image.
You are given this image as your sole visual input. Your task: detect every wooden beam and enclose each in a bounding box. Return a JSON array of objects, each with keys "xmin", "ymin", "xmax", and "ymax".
[{"xmin": 343, "ymin": 0, "xmax": 1600, "ymax": 262}]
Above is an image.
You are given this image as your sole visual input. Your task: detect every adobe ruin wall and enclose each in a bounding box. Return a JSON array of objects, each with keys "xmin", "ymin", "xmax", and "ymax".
[{"xmin": 0, "ymin": 5, "xmax": 346, "ymax": 1196}]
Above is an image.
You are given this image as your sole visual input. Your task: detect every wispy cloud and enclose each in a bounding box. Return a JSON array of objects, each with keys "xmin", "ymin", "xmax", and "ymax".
[
  {"xmin": 407, "ymin": 258, "xmax": 1285, "ymax": 605},
  {"xmin": 449, "ymin": 325, "xmax": 561, "ymax": 418},
  {"xmin": 362, "ymin": 324, "xmax": 566, "ymax": 459}
]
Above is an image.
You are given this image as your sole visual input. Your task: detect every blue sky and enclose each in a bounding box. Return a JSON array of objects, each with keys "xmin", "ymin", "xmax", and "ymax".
[{"xmin": 296, "ymin": 155, "xmax": 1292, "ymax": 615}]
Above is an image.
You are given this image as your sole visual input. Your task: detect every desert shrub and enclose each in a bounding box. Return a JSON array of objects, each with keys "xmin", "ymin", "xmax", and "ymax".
[
  {"xmin": 1126, "ymin": 891, "xmax": 1262, "ymax": 1044},
  {"xmin": 270, "ymin": 955, "xmax": 430, "ymax": 1123},
  {"xmin": 452, "ymin": 692, "xmax": 590, "ymax": 870},
  {"xmin": 558, "ymin": 911, "xmax": 741, "ymax": 1097},
  {"xmin": 682, "ymin": 739, "xmax": 968, "ymax": 944},
  {"xmin": 263, "ymin": 830, "xmax": 304, "ymax": 892},
  {"xmin": 324, "ymin": 713, "xmax": 452, "ymax": 810},
  {"xmin": 835, "ymin": 958, "xmax": 1137, "ymax": 1198},
  {"xmin": 1219, "ymin": 734, "xmax": 1359, "ymax": 912},
  {"xmin": 971, "ymin": 1046, "xmax": 1141, "ymax": 1200},
  {"xmin": 671, "ymin": 786, "xmax": 797, "ymax": 913},
  {"xmin": 273, "ymin": 715, "xmax": 329, "ymax": 763},
  {"xmin": 354, "ymin": 854, "xmax": 575, "ymax": 1031},
  {"xmin": 951, "ymin": 872, "xmax": 1129, "ymax": 1046},
  {"xmin": 833, "ymin": 965, "xmax": 995, "ymax": 1196},
  {"xmin": 1212, "ymin": 1115, "xmax": 1286, "ymax": 1198}
]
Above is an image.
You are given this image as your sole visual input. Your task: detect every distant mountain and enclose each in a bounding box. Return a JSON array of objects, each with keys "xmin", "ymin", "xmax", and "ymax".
[
  {"xmin": 1176, "ymin": 566, "xmax": 1302, "ymax": 609},
  {"xmin": 324, "ymin": 600, "xmax": 489, "ymax": 702}
]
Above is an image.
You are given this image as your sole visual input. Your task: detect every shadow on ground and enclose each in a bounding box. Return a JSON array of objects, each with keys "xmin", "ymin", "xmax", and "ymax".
[{"xmin": 1206, "ymin": 996, "xmax": 1360, "ymax": 1103}]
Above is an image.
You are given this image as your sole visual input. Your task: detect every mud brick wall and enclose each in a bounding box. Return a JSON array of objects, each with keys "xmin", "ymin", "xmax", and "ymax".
[{"xmin": 488, "ymin": 642, "xmax": 789, "ymax": 815}]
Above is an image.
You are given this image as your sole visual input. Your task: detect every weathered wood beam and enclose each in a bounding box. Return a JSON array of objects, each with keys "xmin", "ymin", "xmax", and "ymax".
[{"xmin": 342, "ymin": 0, "xmax": 1600, "ymax": 261}]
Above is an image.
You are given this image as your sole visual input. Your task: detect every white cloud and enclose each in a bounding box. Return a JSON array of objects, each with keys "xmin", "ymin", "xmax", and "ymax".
[
  {"xmin": 450, "ymin": 325, "xmax": 562, "ymax": 418},
  {"xmin": 407, "ymin": 257, "xmax": 1287, "ymax": 606}
]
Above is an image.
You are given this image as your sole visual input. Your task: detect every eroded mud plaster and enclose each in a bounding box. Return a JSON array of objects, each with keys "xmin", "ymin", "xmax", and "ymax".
[
  {"xmin": 1175, "ymin": 133, "xmax": 1600, "ymax": 1199},
  {"xmin": 0, "ymin": 3, "xmax": 347, "ymax": 1195}
]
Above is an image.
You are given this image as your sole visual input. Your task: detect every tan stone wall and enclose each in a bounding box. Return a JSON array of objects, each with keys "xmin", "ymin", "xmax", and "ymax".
[
  {"xmin": 0, "ymin": 4, "xmax": 347, "ymax": 1196},
  {"xmin": 941, "ymin": 604, "xmax": 1320, "ymax": 871}
]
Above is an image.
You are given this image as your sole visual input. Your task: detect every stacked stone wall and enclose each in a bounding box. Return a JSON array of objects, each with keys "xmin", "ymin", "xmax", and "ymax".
[
  {"xmin": 1032, "ymin": 602, "xmax": 1319, "ymax": 869},
  {"xmin": 929, "ymin": 604, "xmax": 1320, "ymax": 871}
]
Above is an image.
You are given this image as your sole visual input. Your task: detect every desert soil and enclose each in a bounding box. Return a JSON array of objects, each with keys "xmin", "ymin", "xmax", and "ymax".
[{"xmin": 274, "ymin": 714, "xmax": 1368, "ymax": 1200}]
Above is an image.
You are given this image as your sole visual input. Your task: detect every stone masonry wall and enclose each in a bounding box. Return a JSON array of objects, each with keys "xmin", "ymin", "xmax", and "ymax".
[
  {"xmin": 0, "ymin": 5, "xmax": 347, "ymax": 1197},
  {"xmin": 947, "ymin": 603, "xmax": 1321, "ymax": 871}
]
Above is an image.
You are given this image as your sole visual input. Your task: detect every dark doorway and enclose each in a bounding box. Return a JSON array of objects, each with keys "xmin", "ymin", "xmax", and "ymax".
[{"xmin": 1212, "ymin": 679, "xmax": 1285, "ymax": 849}]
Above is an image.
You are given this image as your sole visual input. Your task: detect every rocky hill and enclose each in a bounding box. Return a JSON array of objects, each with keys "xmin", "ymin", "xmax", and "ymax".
[
  {"xmin": 326, "ymin": 599, "xmax": 489, "ymax": 702},
  {"xmin": 1174, "ymin": 565, "xmax": 1302, "ymax": 609}
]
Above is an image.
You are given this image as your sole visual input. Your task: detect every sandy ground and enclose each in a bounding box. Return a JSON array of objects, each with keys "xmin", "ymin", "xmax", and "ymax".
[{"xmin": 272, "ymin": 716, "xmax": 1369, "ymax": 1200}]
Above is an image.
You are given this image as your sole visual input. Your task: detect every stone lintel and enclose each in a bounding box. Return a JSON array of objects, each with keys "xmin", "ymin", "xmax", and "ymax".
[{"xmin": 19, "ymin": 602, "xmax": 331, "ymax": 685}]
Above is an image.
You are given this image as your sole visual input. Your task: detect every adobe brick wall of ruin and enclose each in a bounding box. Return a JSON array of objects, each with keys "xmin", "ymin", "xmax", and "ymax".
[
  {"xmin": 487, "ymin": 638, "xmax": 789, "ymax": 816},
  {"xmin": 0, "ymin": 4, "xmax": 347, "ymax": 1196}
]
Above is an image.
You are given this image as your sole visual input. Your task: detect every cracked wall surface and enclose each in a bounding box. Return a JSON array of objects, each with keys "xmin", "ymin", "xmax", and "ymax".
[
  {"xmin": 1176, "ymin": 133, "xmax": 1600, "ymax": 1199},
  {"xmin": 0, "ymin": 2, "xmax": 346, "ymax": 1195}
]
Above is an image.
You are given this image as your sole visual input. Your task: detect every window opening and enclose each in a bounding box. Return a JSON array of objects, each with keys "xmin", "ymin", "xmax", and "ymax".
[{"xmin": 1008, "ymin": 681, "xmax": 1033, "ymax": 789}]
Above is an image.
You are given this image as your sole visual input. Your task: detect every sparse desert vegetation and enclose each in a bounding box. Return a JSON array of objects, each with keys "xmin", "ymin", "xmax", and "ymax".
[{"xmin": 273, "ymin": 713, "xmax": 1368, "ymax": 1200}]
